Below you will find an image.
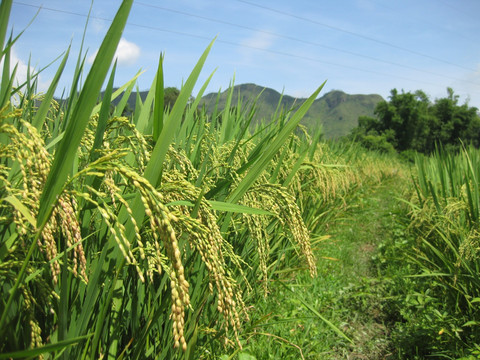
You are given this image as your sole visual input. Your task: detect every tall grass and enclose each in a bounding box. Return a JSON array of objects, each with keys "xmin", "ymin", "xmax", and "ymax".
[{"xmin": 400, "ymin": 145, "xmax": 480, "ymax": 356}]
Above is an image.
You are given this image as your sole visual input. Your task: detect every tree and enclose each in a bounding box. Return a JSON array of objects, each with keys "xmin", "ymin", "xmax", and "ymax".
[
  {"xmin": 431, "ymin": 88, "xmax": 479, "ymax": 148},
  {"xmin": 164, "ymin": 87, "xmax": 180, "ymax": 109},
  {"xmin": 351, "ymin": 88, "xmax": 480, "ymax": 154}
]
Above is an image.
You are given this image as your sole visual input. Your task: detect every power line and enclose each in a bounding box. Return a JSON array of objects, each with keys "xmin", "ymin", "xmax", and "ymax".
[
  {"xmin": 437, "ymin": 0, "xmax": 478, "ymax": 21},
  {"xmin": 10, "ymin": 1, "xmax": 480, "ymax": 95},
  {"xmin": 368, "ymin": 0, "xmax": 477, "ymax": 44},
  {"xmin": 232, "ymin": 0, "xmax": 478, "ymax": 73},
  {"xmin": 134, "ymin": 1, "xmax": 480, "ymax": 88}
]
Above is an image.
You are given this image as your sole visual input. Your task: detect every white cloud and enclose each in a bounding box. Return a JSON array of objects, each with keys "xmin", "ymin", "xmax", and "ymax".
[
  {"xmin": 241, "ymin": 31, "xmax": 275, "ymax": 50},
  {"xmin": 0, "ymin": 49, "xmax": 50, "ymax": 92},
  {"xmin": 88, "ymin": 38, "xmax": 140, "ymax": 66},
  {"xmin": 236, "ymin": 31, "xmax": 276, "ymax": 66}
]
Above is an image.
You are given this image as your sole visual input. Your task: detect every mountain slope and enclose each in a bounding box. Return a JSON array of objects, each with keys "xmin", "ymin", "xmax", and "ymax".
[
  {"xmin": 199, "ymin": 84, "xmax": 383, "ymax": 138},
  {"xmin": 100, "ymin": 83, "xmax": 383, "ymax": 139}
]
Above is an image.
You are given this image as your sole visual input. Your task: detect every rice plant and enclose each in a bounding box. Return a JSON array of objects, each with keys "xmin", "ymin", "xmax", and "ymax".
[
  {"xmin": 0, "ymin": 0, "xmax": 420, "ymax": 358},
  {"xmin": 401, "ymin": 145, "xmax": 480, "ymax": 356},
  {"xmin": 0, "ymin": 1, "xmax": 333, "ymax": 358}
]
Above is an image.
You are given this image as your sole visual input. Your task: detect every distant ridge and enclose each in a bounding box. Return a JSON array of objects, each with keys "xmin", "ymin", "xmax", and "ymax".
[
  {"xmin": 199, "ymin": 83, "xmax": 384, "ymax": 138},
  {"xmin": 100, "ymin": 83, "xmax": 383, "ymax": 139}
]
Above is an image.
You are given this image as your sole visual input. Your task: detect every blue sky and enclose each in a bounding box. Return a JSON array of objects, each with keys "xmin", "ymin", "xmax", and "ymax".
[{"xmin": 7, "ymin": 0, "xmax": 480, "ymax": 107}]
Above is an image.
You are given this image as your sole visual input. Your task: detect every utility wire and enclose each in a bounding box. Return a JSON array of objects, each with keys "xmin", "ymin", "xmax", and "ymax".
[
  {"xmin": 233, "ymin": 0, "xmax": 478, "ymax": 73},
  {"xmin": 11, "ymin": 1, "xmax": 480, "ymax": 95},
  {"xmin": 135, "ymin": 1, "xmax": 480, "ymax": 88},
  {"xmin": 437, "ymin": 0, "xmax": 478, "ymax": 21},
  {"xmin": 368, "ymin": 0, "xmax": 477, "ymax": 44}
]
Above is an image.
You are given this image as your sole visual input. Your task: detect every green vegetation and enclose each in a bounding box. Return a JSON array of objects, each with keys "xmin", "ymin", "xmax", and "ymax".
[
  {"xmin": 112, "ymin": 84, "xmax": 383, "ymax": 139},
  {"xmin": 2, "ymin": 1, "xmax": 480, "ymax": 359},
  {"xmin": 390, "ymin": 147, "xmax": 480, "ymax": 357},
  {"xmin": 351, "ymin": 88, "xmax": 480, "ymax": 155}
]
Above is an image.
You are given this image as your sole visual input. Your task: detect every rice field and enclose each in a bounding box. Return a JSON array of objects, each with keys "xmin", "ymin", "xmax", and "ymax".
[{"xmin": 1, "ymin": 0, "xmax": 479, "ymax": 359}]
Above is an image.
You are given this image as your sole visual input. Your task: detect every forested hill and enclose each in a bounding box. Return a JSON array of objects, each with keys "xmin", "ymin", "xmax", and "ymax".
[
  {"xmin": 109, "ymin": 84, "xmax": 383, "ymax": 139},
  {"xmin": 199, "ymin": 83, "xmax": 383, "ymax": 138}
]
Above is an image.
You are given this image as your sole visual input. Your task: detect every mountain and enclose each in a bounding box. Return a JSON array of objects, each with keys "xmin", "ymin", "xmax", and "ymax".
[
  {"xmin": 199, "ymin": 83, "xmax": 384, "ymax": 138},
  {"xmin": 100, "ymin": 83, "xmax": 383, "ymax": 139}
]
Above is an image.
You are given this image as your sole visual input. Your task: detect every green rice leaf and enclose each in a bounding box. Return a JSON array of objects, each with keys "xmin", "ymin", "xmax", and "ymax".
[
  {"xmin": 134, "ymin": 74, "xmax": 156, "ymax": 134},
  {"xmin": 144, "ymin": 38, "xmax": 215, "ymax": 188},
  {"xmin": 0, "ymin": 0, "xmax": 12, "ymax": 56},
  {"xmin": 91, "ymin": 69, "xmax": 144, "ymax": 117},
  {"xmin": 277, "ymin": 280, "xmax": 354, "ymax": 344},
  {"xmin": 90, "ymin": 60, "xmax": 117, "ymax": 161},
  {"xmin": 0, "ymin": 44, "xmax": 15, "ymax": 109},
  {"xmin": 112, "ymin": 70, "xmax": 143, "ymax": 117},
  {"xmin": 153, "ymin": 53, "xmax": 164, "ymax": 142},
  {"xmin": 220, "ymin": 81, "xmax": 325, "ymax": 231},
  {"xmin": 36, "ymin": 0, "xmax": 134, "ymax": 229},
  {"xmin": 0, "ymin": 335, "xmax": 92, "ymax": 359},
  {"xmin": 227, "ymin": 83, "xmax": 325, "ymax": 203},
  {"xmin": 32, "ymin": 46, "xmax": 70, "ymax": 131},
  {"xmin": 166, "ymin": 200, "xmax": 273, "ymax": 215},
  {"xmin": 3, "ymin": 195, "xmax": 36, "ymax": 228}
]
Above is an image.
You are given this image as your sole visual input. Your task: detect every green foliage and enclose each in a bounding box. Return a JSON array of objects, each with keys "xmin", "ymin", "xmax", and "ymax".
[
  {"xmin": 352, "ymin": 88, "xmax": 480, "ymax": 154},
  {"xmin": 163, "ymin": 86, "xmax": 180, "ymax": 109},
  {"xmin": 374, "ymin": 146, "xmax": 480, "ymax": 358},
  {"xmin": 358, "ymin": 133, "xmax": 396, "ymax": 154},
  {"xmin": 232, "ymin": 147, "xmax": 411, "ymax": 359}
]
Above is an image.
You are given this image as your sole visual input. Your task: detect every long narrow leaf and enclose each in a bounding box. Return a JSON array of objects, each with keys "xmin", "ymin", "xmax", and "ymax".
[
  {"xmin": 32, "ymin": 46, "xmax": 70, "ymax": 131},
  {"xmin": 0, "ymin": 335, "xmax": 93, "ymax": 359},
  {"xmin": 37, "ymin": 0, "xmax": 133, "ymax": 229},
  {"xmin": 90, "ymin": 61, "xmax": 117, "ymax": 161},
  {"xmin": 227, "ymin": 81, "xmax": 325, "ymax": 205},
  {"xmin": 144, "ymin": 38, "xmax": 215, "ymax": 188},
  {"xmin": 0, "ymin": 0, "xmax": 12, "ymax": 56},
  {"xmin": 153, "ymin": 53, "xmax": 164, "ymax": 142}
]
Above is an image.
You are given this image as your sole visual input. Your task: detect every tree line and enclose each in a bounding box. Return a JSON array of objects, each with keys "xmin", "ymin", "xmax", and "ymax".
[{"xmin": 350, "ymin": 88, "xmax": 480, "ymax": 155}]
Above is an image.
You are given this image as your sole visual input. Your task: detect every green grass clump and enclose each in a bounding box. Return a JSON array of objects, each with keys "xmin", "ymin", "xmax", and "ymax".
[
  {"xmin": 396, "ymin": 146, "xmax": 480, "ymax": 357},
  {"xmin": 368, "ymin": 146, "xmax": 480, "ymax": 359}
]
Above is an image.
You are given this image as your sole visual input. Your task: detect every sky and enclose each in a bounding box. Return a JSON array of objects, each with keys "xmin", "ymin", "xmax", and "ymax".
[{"xmin": 6, "ymin": 0, "xmax": 480, "ymax": 108}]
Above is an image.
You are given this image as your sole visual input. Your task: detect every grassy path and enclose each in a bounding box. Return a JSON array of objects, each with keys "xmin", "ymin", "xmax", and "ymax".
[
  {"xmin": 318, "ymin": 177, "xmax": 410, "ymax": 359},
  {"xmin": 245, "ymin": 177, "xmax": 411, "ymax": 359}
]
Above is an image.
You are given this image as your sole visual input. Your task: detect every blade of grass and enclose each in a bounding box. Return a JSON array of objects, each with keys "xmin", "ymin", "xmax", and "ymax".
[
  {"xmin": 0, "ymin": 335, "xmax": 93, "ymax": 359},
  {"xmin": 0, "ymin": 0, "xmax": 12, "ymax": 56},
  {"xmin": 166, "ymin": 199, "xmax": 273, "ymax": 215},
  {"xmin": 92, "ymin": 69, "xmax": 144, "ymax": 117},
  {"xmin": 221, "ymin": 81, "xmax": 326, "ymax": 231},
  {"xmin": 112, "ymin": 70, "xmax": 142, "ymax": 117},
  {"xmin": 153, "ymin": 53, "xmax": 164, "ymax": 142},
  {"xmin": 0, "ymin": 44, "xmax": 16, "ymax": 109},
  {"xmin": 3, "ymin": 195, "xmax": 36, "ymax": 228},
  {"xmin": 90, "ymin": 60, "xmax": 117, "ymax": 161},
  {"xmin": 219, "ymin": 77, "xmax": 235, "ymax": 144},
  {"xmin": 134, "ymin": 74, "xmax": 156, "ymax": 134},
  {"xmin": 145, "ymin": 38, "xmax": 216, "ymax": 188},
  {"xmin": 32, "ymin": 46, "xmax": 70, "ymax": 131}
]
